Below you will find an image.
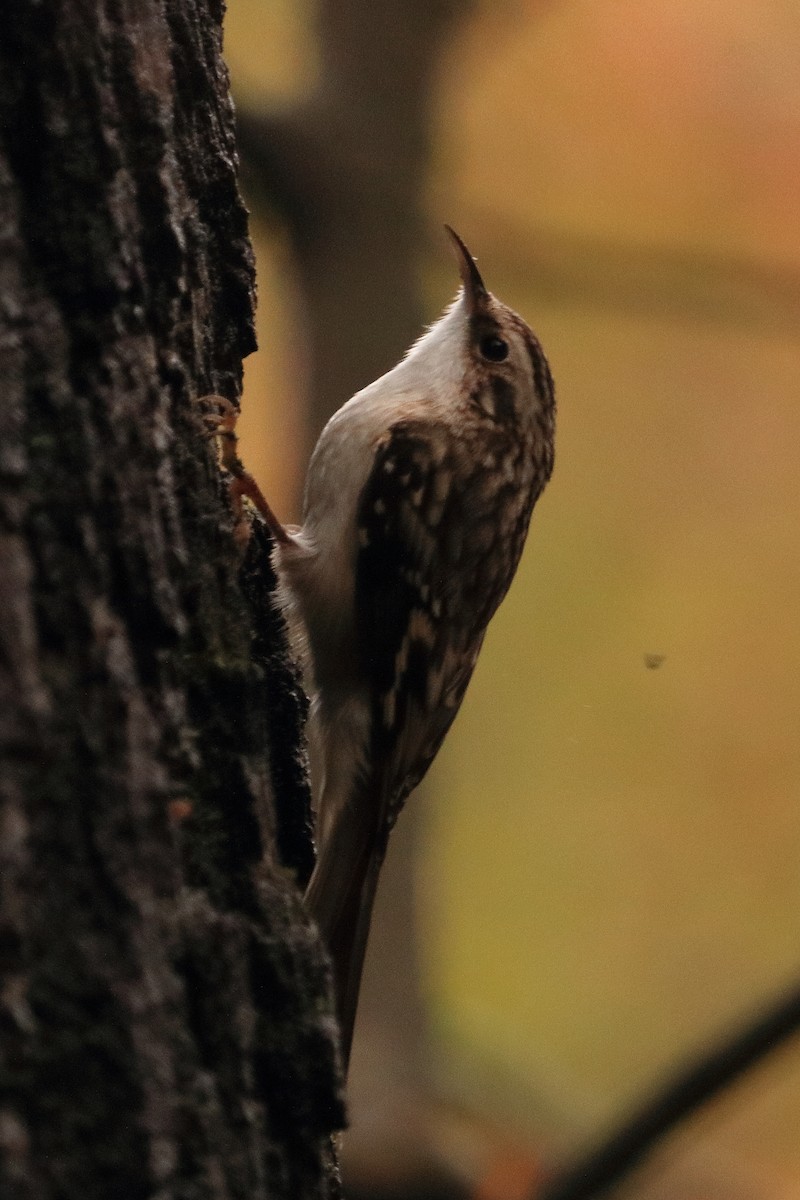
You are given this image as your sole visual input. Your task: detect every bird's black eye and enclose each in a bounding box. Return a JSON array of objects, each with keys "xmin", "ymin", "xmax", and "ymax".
[{"xmin": 479, "ymin": 334, "xmax": 508, "ymax": 362}]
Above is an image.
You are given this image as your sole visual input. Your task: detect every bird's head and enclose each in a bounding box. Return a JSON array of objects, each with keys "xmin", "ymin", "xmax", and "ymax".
[{"xmin": 442, "ymin": 225, "xmax": 554, "ymax": 433}]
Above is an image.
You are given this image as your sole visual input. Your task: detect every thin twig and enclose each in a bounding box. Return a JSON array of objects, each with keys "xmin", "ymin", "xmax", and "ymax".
[{"xmin": 537, "ymin": 979, "xmax": 800, "ymax": 1200}]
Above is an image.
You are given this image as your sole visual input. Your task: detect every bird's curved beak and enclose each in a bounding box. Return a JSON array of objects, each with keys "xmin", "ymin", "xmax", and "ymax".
[{"xmin": 444, "ymin": 225, "xmax": 488, "ymax": 315}]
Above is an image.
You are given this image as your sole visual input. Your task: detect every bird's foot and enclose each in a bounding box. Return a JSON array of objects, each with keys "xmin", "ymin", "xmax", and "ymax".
[{"xmin": 198, "ymin": 394, "xmax": 290, "ymax": 548}]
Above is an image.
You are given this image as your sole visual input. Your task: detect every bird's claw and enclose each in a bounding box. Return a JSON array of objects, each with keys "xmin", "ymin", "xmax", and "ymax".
[{"xmin": 197, "ymin": 393, "xmax": 290, "ymax": 547}]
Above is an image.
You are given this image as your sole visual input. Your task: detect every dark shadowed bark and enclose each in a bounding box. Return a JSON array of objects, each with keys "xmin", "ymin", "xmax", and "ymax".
[{"xmin": 0, "ymin": 3, "xmax": 343, "ymax": 1198}]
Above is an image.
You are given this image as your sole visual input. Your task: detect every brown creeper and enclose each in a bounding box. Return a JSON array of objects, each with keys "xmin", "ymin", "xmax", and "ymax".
[{"xmin": 272, "ymin": 228, "xmax": 555, "ymax": 1071}]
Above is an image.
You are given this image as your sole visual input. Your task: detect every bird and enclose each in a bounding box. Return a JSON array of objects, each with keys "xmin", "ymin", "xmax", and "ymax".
[{"xmin": 235, "ymin": 227, "xmax": 555, "ymax": 1073}]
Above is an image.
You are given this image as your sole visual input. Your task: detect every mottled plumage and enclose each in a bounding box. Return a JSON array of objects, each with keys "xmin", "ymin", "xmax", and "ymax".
[{"xmin": 274, "ymin": 228, "xmax": 555, "ymax": 1071}]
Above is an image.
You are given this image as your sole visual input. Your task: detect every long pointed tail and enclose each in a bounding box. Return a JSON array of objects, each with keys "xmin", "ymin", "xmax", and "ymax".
[{"xmin": 304, "ymin": 794, "xmax": 386, "ymax": 1073}]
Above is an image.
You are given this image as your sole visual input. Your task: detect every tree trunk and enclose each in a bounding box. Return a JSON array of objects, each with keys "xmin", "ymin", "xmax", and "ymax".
[{"xmin": 0, "ymin": 3, "xmax": 342, "ymax": 1198}]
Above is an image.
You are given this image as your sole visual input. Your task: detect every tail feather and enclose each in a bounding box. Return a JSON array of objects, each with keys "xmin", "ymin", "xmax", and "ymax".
[{"xmin": 304, "ymin": 787, "xmax": 386, "ymax": 1073}]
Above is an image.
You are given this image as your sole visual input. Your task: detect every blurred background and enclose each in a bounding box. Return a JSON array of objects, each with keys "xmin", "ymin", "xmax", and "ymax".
[{"xmin": 224, "ymin": 2, "xmax": 800, "ymax": 1197}]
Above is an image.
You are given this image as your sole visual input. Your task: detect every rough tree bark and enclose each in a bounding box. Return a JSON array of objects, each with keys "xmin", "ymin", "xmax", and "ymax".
[{"xmin": 0, "ymin": 3, "xmax": 343, "ymax": 1198}]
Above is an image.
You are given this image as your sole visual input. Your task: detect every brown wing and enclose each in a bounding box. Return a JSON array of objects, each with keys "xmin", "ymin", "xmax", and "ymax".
[{"xmin": 355, "ymin": 420, "xmax": 493, "ymax": 834}]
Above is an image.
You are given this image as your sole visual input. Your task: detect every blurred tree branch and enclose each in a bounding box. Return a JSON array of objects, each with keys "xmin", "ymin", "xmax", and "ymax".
[
  {"xmin": 439, "ymin": 208, "xmax": 800, "ymax": 332},
  {"xmin": 537, "ymin": 979, "xmax": 800, "ymax": 1200}
]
